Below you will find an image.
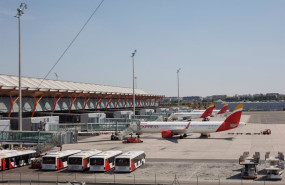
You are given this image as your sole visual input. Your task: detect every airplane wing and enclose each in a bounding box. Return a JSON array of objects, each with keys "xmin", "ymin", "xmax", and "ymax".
[{"xmin": 168, "ymin": 122, "xmax": 190, "ymax": 134}]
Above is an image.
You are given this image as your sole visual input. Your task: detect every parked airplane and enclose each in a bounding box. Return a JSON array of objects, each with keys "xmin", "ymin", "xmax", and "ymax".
[
  {"xmin": 171, "ymin": 103, "xmax": 215, "ymax": 121},
  {"xmin": 217, "ymin": 103, "xmax": 229, "ymax": 114},
  {"xmin": 192, "ymin": 103, "xmax": 229, "ymax": 115},
  {"xmin": 140, "ymin": 104, "xmax": 245, "ymax": 139}
]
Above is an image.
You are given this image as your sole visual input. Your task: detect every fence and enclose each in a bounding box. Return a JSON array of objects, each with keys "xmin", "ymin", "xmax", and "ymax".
[{"xmin": 0, "ymin": 171, "xmax": 284, "ymax": 185}]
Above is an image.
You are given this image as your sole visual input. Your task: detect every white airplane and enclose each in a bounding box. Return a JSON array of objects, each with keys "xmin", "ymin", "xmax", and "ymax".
[
  {"xmin": 172, "ymin": 103, "xmax": 215, "ymax": 121},
  {"xmin": 192, "ymin": 103, "xmax": 229, "ymax": 115},
  {"xmin": 140, "ymin": 104, "xmax": 245, "ymax": 139}
]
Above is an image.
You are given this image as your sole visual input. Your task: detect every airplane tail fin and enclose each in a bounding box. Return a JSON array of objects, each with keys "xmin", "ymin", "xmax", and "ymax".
[
  {"xmin": 216, "ymin": 104, "xmax": 243, "ymax": 132},
  {"xmin": 200, "ymin": 103, "xmax": 215, "ymax": 118},
  {"xmin": 217, "ymin": 103, "xmax": 228, "ymax": 114}
]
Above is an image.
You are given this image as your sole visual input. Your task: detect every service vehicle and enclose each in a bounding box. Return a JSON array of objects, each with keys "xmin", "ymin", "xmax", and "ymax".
[
  {"xmin": 0, "ymin": 150, "xmax": 37, "ymax": 171},
  {"xmin": 140, "ymin": 104, "xmax": 246, "ymax": 139},
  {"xmin": 42, "ymin": 150, "xmax": 81, "ymax": 170},
  {"xmin": 67, "ymin": 150, "xmax": 102, "ymax": 171},
  {"xmin": 31, "ymin": 157, "xmax": 42, "ymax": 169},
  {"xmin": 115, "ymin": 151, "xmax": 145, "ymax": 172},
  {"xmin": 89, "ymin": 150, "xmax": 122, "ymax": 172}
]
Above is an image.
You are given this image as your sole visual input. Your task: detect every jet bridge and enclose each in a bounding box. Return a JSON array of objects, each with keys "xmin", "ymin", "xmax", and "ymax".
[{"xmin": 111, "ymin": 121, "xmax": 141, "ymax": 140}]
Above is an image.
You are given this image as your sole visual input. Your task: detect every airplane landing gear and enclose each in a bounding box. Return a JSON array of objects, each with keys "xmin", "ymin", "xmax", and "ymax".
[
  {"xmin": 200, "ymin": 133, "xmax": 210, "ymax": 138},
  {"xmin": 183, "ymin": 134, "xmax": 187, "ymax": 138},
  {"xmin": 202, "ymin": 117, "xmax": 210, "ymax": 121}
]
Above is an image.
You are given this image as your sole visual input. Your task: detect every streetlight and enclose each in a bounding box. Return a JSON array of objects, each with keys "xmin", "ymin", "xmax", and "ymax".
[
  {"xmin": 134, "ymin": 76, "xmax": 138, "ymax": 89},
  {"xmin": 131, "ymin": 50, "xmax": 136, "ymax": 116},
  {"xmin": 15, "ymin": 2, "xmax": 27, "ymax": 131},
  {"xmin": 177, "ymin": 68, "xmax": 181, "ymax": 106}
]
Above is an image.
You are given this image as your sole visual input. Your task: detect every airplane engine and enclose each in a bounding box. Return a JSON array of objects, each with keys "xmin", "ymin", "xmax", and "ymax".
[{"xmin": 161, "ymin": 130, "xmax": 173, "ymax": 138}]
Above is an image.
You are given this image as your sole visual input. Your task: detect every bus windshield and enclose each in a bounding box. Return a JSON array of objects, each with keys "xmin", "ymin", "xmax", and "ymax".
[
  {"xmin": 115, "ymin": 158, "xmax": 130, "ymax": 166},
  {"xmin": 68, "ymin": 157, "xmax": 82, "ymax": 165},
  {"xmin": 42, "ymin": 157, "xmax": 56, "ymax": 164},
  {"xmin": 90, "ymin": 158, "xmax": 104, "ymax": 165}
]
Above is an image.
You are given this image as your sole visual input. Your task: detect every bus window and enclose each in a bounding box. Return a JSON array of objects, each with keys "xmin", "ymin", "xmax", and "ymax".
[
  {"xmin": 108, "ymin": 157, "xmax": 115, "ymax": 165},
  {"xmin": 68, "ymin": 157, "xmax": 82, "ymax": 165},
  {"xmin": 115, "ymin": 158, "xmax": 130, "ymax": 166},
  {"xmin": 90, "ymin": 158, "xmax": 104, "ymax": 165},
  {"xmin": 42, "ymin": 157, "xmax": 56, "ymax": 164},
  {"xmin": 61, "ymin": 156, "xmax": 68, "ymax": 163}
]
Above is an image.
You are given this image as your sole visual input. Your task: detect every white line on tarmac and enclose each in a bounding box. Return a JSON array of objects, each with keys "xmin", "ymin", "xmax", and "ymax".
[{"xmin": 187, "ymin": 162, "xmax": 204, "ymax": 180}]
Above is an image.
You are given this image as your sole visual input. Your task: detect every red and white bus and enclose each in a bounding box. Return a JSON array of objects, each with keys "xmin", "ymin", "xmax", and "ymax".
[
  {"xmin": 0, "ymin": 150, "xmax": 37, "ymax": 171},
  {"xmin": 67, "ymin": 150, "xmax": 102, "ymax": 171},
  {"xmin": 115, "ymin": 151, "xmax": 146, "ymax": 172},
  {"xmin": 89, "ymin": 150, "xmax": 122, "ymax": 172},
  {"xmin": 42, "ymin": 150, "xmax": 81, "ymax": 170}
]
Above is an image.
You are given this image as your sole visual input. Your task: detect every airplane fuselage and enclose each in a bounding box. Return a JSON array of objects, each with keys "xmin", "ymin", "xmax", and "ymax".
[{"xmin": 140, "ymin": 121, "xmax": 245, "ymax": 134}]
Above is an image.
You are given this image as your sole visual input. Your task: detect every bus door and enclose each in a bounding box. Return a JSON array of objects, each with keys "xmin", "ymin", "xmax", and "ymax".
[
  {"xmin": 0, "ymin": 158, "xmax": 6, "ymax": 171},
  {"xmin": 19, "ymin": 156, "xmax": 24, "ymax": 166},
  {"xmin": 5, "ymin": 158, "xmax": 9, "ymax": 170},
  {"xmin": 23, "ymin": 154, "xmax": 29, "ymax": 165}
]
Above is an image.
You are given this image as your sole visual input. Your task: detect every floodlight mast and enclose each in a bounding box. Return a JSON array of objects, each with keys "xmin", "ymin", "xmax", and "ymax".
[
  {"xmin": 131, "ymin": 50, "xmax": 136, "ymax": 117},
  {"xmin": 177, "ymin": 68, "xmax": 181, "ymax": 106},
  {"xmin": 15, "ymin": 2, "xmax": 27, "ymax": 132}
]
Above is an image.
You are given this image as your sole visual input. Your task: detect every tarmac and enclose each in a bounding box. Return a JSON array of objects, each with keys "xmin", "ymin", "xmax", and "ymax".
[{"xmin": 1, "ymin": 111, "xmax": 285, "ymax": 185}]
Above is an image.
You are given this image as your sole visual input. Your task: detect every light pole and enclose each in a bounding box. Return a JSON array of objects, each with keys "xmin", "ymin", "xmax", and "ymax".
[
  {"xmin": 177, "ymin": 68, "xmax": 181, "ymax": 106},
  {"xmin": 54, "ymin": 73, "xmax": 58, "ymax": 80},
  {"xmin": 15, "ymin": 3, "xmax": 27, "ymax": 131},
  {"xmin": 134, "ymin": 76, "xmax": 138, "ymax": 89},
  {"xmin": 131, "ymin": 50, "xmax": 136, "ymax": 116}
]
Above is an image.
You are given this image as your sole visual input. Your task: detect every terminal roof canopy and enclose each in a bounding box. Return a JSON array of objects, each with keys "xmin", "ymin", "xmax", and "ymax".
[{"xmin": 0, "ymin": 74, "xmax": 163, "ymax": 98}]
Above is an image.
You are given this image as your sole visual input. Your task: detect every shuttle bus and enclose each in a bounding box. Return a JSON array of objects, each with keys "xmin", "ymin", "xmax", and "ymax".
[
  {"xmin": 67, "ymin": 150, "xmax": 102, "ymax": 171},
  {"xmin": 115, "ymin": 151, "xmax": 145, "ymax": 172},
  {"xmin": 0, "ymin": 150, "xmax": 37, "ymax": 171},
  {"xmin": 42, "ymin": 150, "xmax": 81, "ymax": 170},
  {"xmin": 90, "ymin": 150, "xmax": 122, "ymax": 172}
]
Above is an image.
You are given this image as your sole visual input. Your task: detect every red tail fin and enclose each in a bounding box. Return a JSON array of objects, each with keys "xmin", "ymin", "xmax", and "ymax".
[
  {"xmin": 200, "ymin": 103, "xmax": 215, "ymax": 118},
  {"xmin": 216, "ymin": 104, "xmax": 243, "ymax": 132},
  {"xmin": 217, "ymin": 103, "xmax": 228, "ymax": 114}
]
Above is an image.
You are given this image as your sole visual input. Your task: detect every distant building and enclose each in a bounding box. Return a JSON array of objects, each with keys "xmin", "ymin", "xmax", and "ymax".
[
  {"xmin": 216, "ymin": 102, "xmax": 285, "ymax": 111},
  {"xmin": 205, "ymin": 95, "xmax": 227, "ymax": 100},
  {"xmin": 266, "ymin": 93, "xmax": 280, "ymax": 98},
  {"xmin": 182, "ymin": 96, "xmax": 202, "ymax": 101},
  {"xmin": 162, "ymin": 97, "xmax": 181, "ymax": 103}
]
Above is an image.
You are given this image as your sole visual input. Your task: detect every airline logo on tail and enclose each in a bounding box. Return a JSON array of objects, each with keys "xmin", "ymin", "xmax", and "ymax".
[
  {"xmin": 200, "ymin": 103, "xmax": 215, "ymax": 118},
  {"xmin": 216, "ymin": 104, "xmax": 243, "ymax": 132},
  {"xmin": 185, "ymin": 122, "xmax": 191, "ymax": 129},
  {"xmin": 217, "ymin": 103, "xmax": 228, "ymax": 114}
]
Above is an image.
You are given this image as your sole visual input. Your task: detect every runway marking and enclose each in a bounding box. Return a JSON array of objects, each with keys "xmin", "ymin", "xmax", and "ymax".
[{"xmin": 187, "ymin": 162, "xmax": 204, "ymax": 180}]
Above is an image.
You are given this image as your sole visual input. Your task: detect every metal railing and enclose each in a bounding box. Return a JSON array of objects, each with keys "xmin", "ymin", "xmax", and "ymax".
[{"xmin": 0, "ymin": 171, "xmax": 278, "ymax": 185}]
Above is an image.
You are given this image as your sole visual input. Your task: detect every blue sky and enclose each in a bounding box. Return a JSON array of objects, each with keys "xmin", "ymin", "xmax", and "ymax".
[{"xmin": 0, "ymin": 0, "xmax": 284, "ymax": 96}]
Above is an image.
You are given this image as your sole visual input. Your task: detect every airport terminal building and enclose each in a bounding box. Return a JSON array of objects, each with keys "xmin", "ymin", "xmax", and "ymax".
[{"xmin": 0, "ymin": 74, "xmax": 164, "ymax": 117}]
